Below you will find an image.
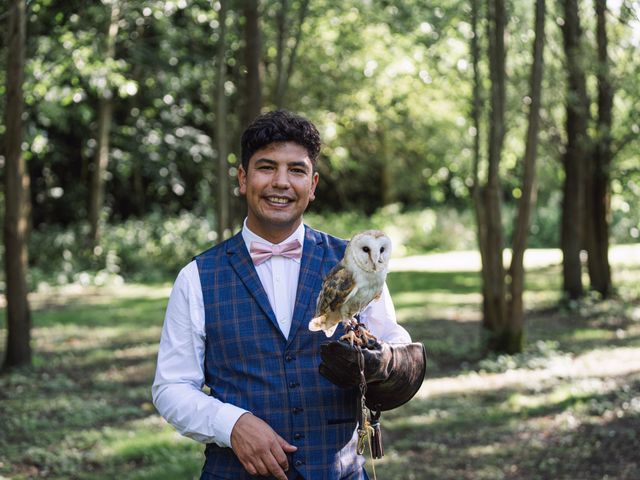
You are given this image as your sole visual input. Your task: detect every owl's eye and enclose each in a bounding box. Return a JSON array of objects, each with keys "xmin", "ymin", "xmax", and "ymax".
[
  {"xmin": 380, "ymin": 247, "xmax": 385, "ymax": 253},
  {"xmin": 362, "ymin": 246, "xmax": 370, "ymax": 253}
]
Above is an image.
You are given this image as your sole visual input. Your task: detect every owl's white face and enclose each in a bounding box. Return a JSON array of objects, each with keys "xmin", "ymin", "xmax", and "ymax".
[{"xmin": 346, "ymin": 231, "xmax": 392, "ymax": 273}]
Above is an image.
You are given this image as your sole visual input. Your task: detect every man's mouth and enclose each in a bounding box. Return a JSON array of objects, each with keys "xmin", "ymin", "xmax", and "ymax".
[{"xmin": 265, "ymin": 196, "xmax": 292, "ymax": 205}]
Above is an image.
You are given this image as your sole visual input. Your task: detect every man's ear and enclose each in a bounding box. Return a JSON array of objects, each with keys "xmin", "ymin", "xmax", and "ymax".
[
  {"xmin": 238, "ymin": 165, "xmax": 247, "ymax": 195},
  {"xmin": 309, "ymin": 171, "xmax": 319, "ymax": 202}
]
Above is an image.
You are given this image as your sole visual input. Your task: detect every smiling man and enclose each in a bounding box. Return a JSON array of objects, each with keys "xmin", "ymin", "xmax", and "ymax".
[{"xmin": 152, "ymin": 110, "xmax": 414, "ymax": 480}]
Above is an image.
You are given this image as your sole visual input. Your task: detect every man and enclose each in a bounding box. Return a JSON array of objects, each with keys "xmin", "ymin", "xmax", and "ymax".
[{"xmin": 152, "ymin": 110, "xmax": 420, "ymax": 480}]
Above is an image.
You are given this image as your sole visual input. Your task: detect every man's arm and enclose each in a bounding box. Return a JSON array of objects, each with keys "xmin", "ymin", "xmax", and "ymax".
[
  {"xmin": 360, "ymin": 283, "xmax": 411, "ymax": 343},
  {"xmin": 152, "ymin": 262, "xmax": 247, "ymax": 446},
  {"xmin": 151, "ymin": 261, "xmax": 296, "ymax": 480}
]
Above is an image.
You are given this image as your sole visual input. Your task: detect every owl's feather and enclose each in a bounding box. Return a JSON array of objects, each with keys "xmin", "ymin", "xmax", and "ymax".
[
  {"xmin": 308, "ymin": 230, "xmax": 392, "ymax": 339},
  {"xmin": 309, "ymin": 264, "xmax": 357, "ymax": 336}
]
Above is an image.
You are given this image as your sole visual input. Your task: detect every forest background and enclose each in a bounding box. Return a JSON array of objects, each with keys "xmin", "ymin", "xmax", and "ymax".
[{"xmin": 1, "ymin": 0, "xmax": 640, "ymax": 478}]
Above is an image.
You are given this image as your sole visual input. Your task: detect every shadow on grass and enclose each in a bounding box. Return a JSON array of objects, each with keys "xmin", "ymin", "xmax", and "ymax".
[{"xmin": 373, "ymin": 375, "xmax": 640, "ymax": 480}]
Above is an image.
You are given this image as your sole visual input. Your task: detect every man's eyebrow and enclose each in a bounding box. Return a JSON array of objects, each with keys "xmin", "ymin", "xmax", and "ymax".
[
  {"xmin": 254, "ymin": 158, "xmax": 277, "ymax": 166},
  {"xmin": 253, "ymin": 158, "xmax": 310, "ymax": 171}
]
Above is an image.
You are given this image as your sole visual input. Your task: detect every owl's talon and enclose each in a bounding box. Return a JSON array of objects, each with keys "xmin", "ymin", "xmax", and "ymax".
[{"xmin": 340, "ymin": 330, "xmax": 360, "ymax": 347}]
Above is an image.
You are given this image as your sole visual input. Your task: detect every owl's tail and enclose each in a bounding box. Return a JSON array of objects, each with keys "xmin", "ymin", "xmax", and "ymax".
[
  {"xmin": 308, "ymin": 315, "xmax": 326, "ymax": 332},
  {"xmin": 308, "ymin": 315, "xmax": 339, "ymax": 337}
]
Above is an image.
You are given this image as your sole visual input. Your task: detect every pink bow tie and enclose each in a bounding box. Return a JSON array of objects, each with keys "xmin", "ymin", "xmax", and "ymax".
[{"xmin": 249, "ymin": 239, "xmax": 302, "ymax": 266}]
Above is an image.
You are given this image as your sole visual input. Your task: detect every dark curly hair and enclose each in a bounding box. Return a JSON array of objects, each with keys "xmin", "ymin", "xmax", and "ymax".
[{"xmin": 240, "ymin": 110, "xmax": 321, "ymax": 170}]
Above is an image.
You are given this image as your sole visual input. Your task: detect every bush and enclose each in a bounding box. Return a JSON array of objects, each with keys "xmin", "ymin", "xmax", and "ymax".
[
  {"xmin": 26, "ymin": 212, "xmax": 219, "ymax": 289},
  {"xmin": 306, "ymin": 204, "xmax": 478, "ymax": 256}
]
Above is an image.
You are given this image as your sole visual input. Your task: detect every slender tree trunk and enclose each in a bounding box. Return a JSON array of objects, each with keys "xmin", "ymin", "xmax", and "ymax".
[
  {"xmin": 586, "ymin": 0, "xmax": 613, "ymax": 297},
  {"xmin": 560, "ymin": 0, "xmax": 588, "ymax": 299},
  {"xmin": 508, "ymin": 0, "xmax": 546, "ymax": 351},
  {"xmin": 274, "ymin": 0, "xmax": 310, "ymax": 108},
  {"xmin": 216, "ymin": 0, "xmax": 230, "ymax": 239},
  {"xmin": 470, "ymin": 0, "xmax": 491, "ymax": 322},
  {"xmin": 3, "ymin": 0, "xmax": 32, "ymax": 369},
  {"xmin": 89, "ymin": 1, "xmax": 120, "ymax": 245},
  {"xmin": 481, "ymin": 0, "xmax": 509, "ymax": 353},
  {"xmin": 274, "ymin": 0, "xmax": 289, "ymax": 108},
  {"xmin": 243, "ymin": 0, "xmax": 262, "ymax": 126}
]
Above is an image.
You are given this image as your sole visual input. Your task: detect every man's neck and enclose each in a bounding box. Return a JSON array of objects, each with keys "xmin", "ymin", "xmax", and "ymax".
[{"xmin": 243, "ymin": 219, "xmax": 304, "ymax": 245}]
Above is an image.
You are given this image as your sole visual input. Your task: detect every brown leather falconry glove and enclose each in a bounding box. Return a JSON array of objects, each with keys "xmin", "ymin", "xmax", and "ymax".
[{"xmin": 319, "ymin": 340, "xmax": 426, "ymax": 411}]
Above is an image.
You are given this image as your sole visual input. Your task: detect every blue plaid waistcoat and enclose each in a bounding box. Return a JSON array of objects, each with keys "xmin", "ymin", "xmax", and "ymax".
[{"xmin": 195, "ymin": 226, "xmax": 365, "ymax": 480}]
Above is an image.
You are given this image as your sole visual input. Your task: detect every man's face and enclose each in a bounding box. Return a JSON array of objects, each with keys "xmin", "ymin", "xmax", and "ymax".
[{"xmin": 238, "ymin": 141, "xmax": 319, "ymax": 243}]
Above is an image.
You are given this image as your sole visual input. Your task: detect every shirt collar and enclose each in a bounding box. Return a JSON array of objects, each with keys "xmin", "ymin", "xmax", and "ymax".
[{"xmin": 241, "ymin": 219, "xmax": 305, "ymax": 264}]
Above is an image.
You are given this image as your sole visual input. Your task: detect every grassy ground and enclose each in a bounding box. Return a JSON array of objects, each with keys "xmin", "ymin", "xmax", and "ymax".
[{"xmin": 1, "ymin": 248, "xmax": 640, "ymax": 479}]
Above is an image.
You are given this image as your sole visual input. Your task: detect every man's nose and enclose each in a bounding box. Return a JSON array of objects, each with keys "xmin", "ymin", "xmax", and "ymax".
[{"xmin": 272, "ymin": 168, "xmax": 290, "ymax": 188}]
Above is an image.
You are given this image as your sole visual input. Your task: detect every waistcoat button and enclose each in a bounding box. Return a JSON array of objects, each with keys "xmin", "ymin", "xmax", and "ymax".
[{"xmin": 288, "ymin": 381, "xmax": 299, "ymax": 388}]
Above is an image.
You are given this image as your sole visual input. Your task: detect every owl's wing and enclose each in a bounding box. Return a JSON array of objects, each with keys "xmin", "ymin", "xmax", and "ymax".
[{"xmin": 315, "ymin": 263, "xmax": 357, "ymax": 316}]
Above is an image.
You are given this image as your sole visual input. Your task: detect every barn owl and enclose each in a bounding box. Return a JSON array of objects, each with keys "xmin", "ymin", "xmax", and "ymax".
[{"xmin": 308, "ymin": 230, "xmax": 392, "ymax": 346}]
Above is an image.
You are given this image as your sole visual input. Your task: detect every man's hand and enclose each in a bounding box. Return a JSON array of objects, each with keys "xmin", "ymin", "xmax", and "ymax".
[{"xmin": 230, "ymin": 413, "xmax": 297, "ymax": 480}]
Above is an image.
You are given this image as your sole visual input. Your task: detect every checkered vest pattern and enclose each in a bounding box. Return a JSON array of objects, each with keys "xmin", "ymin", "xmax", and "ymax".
[{"xmin": 195, "ymin": 226, "xmax": 366, "ymax": 480}]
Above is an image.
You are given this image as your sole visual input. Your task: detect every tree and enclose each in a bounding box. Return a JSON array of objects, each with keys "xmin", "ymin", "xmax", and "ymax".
[
  {"xmin": 507, "ymin": 0, "xmax": 546, "ymax": 346},
  {"xmin": 3, "ymin": 0, "xmax": 32, "ymax": 369},
  {"xmin": 242, "ymin": 0, "xmax": 262, "ymax": 126},
  {"xmin": 477, "ymin": 0, "xmax": 509, "ymax": 353},
  {"xmin": 585, "ymin": 0, "xmax": 613, "ymax": 297},
  {"xmin": 560, "ymin": 0, "xmax": 589, "ymax": 300},
  {"xmin": 88, "ymin": 0, "xmax": 120, "ymax": 245},
  {"xmin": 215, "ymin": 0, "xmax": 230, "ymax": 239},
  {"xmin": 471, "ymin": 0, "xmax": 546, "ymax": 354},
  {"xmin": 272, "ymin": 0, "xmax": 310, "ymax": 108}
]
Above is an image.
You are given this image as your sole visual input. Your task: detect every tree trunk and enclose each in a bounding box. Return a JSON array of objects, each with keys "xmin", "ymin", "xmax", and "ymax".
[
  {"xmin": 274, "ymin": 0, "xmax": 310, "ymax": 108},
  {"xmin": 274, "ymin": 0, "xmax": 289, "ymax": 108},
  {"xmin": 3, "ymin": 0, "xmax": 32, "ymax": 369},
  {"xmin": 586, "ymin": 0, "xmax": 613, "ymax": 297},
  {"xmin": 481, "ymin": 0, "xmax": 509, "ymax": 353},
  {"xmin": 89, "ymin": 1, "xmax": 120, "ymax": 245},
  {"xmin": 560, "ymin": 0, "xmax": 588, "ymax": 300},
  {"xmin": 216, "ymin": 0, "xmax": 230, "ymax": 239},
  {"xmin": 243, "ymin": 0, "xmax": 262, "ymax": 126},
  {"xmin": 470, "ymin": 0, "xmax": 491, "ymax": 323},
  {"xmin": 508, "ymin": 0, "xmax": 546, "ymax": 351}
]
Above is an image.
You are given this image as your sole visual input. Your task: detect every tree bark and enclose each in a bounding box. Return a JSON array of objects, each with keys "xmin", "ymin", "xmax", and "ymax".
[
  {"xmin": 586, "ymin": 0, "xmax": 613, "ymax": 297},
  {"xmin": 507, "ymin": 0, "xmax": 546, "ymax": 350},
  {"xmin": 274, "ymin": 0, "xmax": 289, "ymax": 108},
  {"xmin": 481, "ymin": 0, "xmax": 509, "ymax": 353},
  {"xmin": 560, "ymin": 0, "xmax": 588, "ymax": 299},
  {"xmin": 89, "ymin": 1, "xmax": 120, "ymax": 245},
  {"xmin": 3, "ymin": 0, "xmax": 32, "ymax": 369},
  {"xmin": 274, "ymin": 0, "xmax": 310, "ymax": 108},
  {"xmin": 216, "ymin": 0, "xmax": 230, "ymax": 239},
  {"xmin": 243, "ymin": 0, "xmax": 262, "ymax": 126}
]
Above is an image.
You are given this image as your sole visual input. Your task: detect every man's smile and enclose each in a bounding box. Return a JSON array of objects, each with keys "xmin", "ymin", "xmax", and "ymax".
[{"xmin": 265, "ymin": 195, "xmax": 294, "ymax": 205}]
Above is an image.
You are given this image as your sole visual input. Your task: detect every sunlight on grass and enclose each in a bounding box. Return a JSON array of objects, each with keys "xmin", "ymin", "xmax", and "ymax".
[{"xmin": 2, "ymin": 247, "xmax": 640, "ymax": 479}]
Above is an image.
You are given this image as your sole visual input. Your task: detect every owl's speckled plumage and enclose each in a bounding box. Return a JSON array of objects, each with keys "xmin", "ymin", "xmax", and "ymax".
[{"xmin": 308, "ymin": 230, "xmax": 392, "ymax": 341}]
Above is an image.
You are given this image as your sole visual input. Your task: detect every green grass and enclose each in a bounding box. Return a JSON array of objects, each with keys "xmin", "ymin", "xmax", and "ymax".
[{"xmin": 1, "ymin": 252, "xmax": 640, "ymax": 479}]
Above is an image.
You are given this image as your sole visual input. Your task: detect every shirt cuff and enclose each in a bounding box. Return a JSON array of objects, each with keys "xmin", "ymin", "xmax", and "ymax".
[{"xmin": 213, "ymin": 403, "xmax": 250, "ymax": 448}]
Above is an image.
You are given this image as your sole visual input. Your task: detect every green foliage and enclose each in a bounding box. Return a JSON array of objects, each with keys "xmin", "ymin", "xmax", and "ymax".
[
  {"xmin": 27, "ymin": 212, "xmax": 218, "ymax": 289},
  {"xmin": 307, "ymin": 204, "xmax": 478, "ymax": 254}
]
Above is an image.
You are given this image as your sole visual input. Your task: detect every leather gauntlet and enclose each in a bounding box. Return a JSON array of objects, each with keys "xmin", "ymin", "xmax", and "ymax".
[{"xmin": 319, "ymin": 340, "xmax": 427, "ymax": 411}]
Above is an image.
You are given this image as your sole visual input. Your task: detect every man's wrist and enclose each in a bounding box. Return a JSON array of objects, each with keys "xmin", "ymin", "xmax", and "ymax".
[{"xmin": 214, "ymin": 403, "xmax": 250, "ymax": 448}]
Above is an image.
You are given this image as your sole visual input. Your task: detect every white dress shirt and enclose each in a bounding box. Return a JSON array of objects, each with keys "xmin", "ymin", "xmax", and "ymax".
[{"xmin": 152, "ymin": 221, "xmax": 411, "ymax": 448}]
